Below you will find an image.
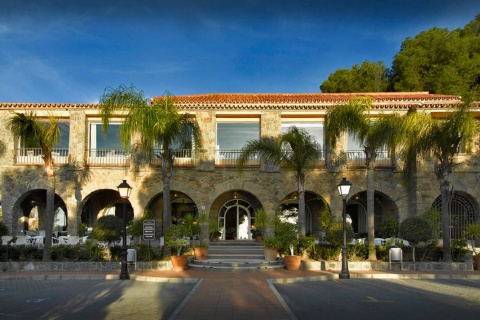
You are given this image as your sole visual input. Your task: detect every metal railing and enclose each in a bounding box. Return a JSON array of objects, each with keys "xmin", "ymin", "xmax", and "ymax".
[
  {"xmin": 346, "ymin": 150, "xmax": 392, "ymax": 167},
  {"xmin": 151, "ymin": 149, "xmax": 196, "ymax": 166},
  {"xmin": 86, "ymin": 149, "xmax": 130, "ymax": 166},
  {"xmin": 15, "ymin": 148, "xmax": 69, "ymax": 165},
  {"xmin": 215, "ymin": 150, "xmax": 259, "ymax": 167}
]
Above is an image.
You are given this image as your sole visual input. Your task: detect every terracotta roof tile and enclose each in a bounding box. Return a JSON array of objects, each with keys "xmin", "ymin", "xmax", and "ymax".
[{"xmin": 0, "ymin": 92, "xmax": 466, "ymax": 111}]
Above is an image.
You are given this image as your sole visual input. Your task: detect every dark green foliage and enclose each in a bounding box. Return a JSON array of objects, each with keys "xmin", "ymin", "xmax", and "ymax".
[
  {"xmin": 325, "ymin": 220, "xmax": 354, "ymax": 247},
  {"xmin": 135, "ymin": 244, "xmax": 162, "ymax": 261},
  {"xmin": 0, "ymin": 245, "xmax": 43, "ymax": 261},
  {"xmin": 127, "ymin": 209, "xmax": 155, "ymax": 237},
  {"xmin": 450, "ymin": 239, "xmax": 469, "ymax": 262},
  {"xmin": 378, "ymin": 218, "xmax": 399, "ymax": 238},
  {"xmin": 79, "ymin": 223, "xmax": 89, "ymax": 237},
  {"xmin": 84, "ymin": 240, "xmax": 105, "ymax": 261},
  {"xmin": 320, "ymin": 60, "xmax": 390, "ymax": 93},
  {"xmin": 90, "ymin": 215, "xmax": 123, "ymax": 245},
  {"xmin": 348, "ymin": 243, "xmax": 368, "ymax": 261},
  {"xmin": 399, "ymin": 216, "xmax": 433, "ymax": 245},
  {"xmin": 313, "ymin": 244, "xmax": 341, "ymax": 261},
  {"xmin": 392, "ymin": 16, "xmax": 480, "ymax": 96},
  {"xmin": 0, "ymin": 222, "xmax": 8, "ymax": 240},
  {"xmin": 423, "ymin": 208, "xmax": 442, "ymax": 239},
  {"xmin": 275, "ymin": 217, "xmax": 300, "ymax": 254}
]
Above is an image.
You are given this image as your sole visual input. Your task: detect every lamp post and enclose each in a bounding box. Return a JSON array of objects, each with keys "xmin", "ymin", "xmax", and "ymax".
[
  {"xmin": 337, "ymin": 177, "xmax": 352, "ymax": 279},
  {"xmin": 117, "ymin": 180, "xmax": 132, "ymax": 280}
]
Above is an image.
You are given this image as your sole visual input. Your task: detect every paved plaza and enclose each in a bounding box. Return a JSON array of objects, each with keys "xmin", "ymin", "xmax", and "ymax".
[{"xmin": 0, "ymin": 269, "xmax": 479, "ymax": 319}]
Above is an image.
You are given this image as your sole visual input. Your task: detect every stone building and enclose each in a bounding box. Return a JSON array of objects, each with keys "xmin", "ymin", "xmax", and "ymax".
[{"xmin": 0, "ymin": 92, "xmax": 478, "ymax": 243}]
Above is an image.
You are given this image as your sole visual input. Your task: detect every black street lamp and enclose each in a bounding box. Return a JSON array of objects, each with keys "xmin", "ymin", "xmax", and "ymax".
[
  {"xmin": 337, "ymin": 177, "xmax": 352, "ymax": 279},
  {"xmin": 117, "ymin": 180, "xmax": 132, "ymax": 280}
]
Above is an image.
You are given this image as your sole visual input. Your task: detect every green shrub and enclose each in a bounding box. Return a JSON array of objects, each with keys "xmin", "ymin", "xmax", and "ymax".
[
  {"xmin": 348, "ymin": 243, "xmax": 368, "ymax": 261},
  {"xmin": 451, "ymin": 239, "xmax": 468, "ymax": 262},
  {"xmin": 49, "ymin": 244, "xmax": 69, "ymax": 261},
  {"xmin": 90, "ymin": 215, "xmax": 123, "ymax": 246},
  {"xmin": 84, "ymin": 239, "xmax": 105, "ymax": 261},
  {"xmin": 400, "ymin": 216, "xmax": 432, "ymax": 245},
  {"xmin": 314, "ymin": 244, "xmax": 341, "ymax": 261},
  {"xmin": 325, "ymin": 220, "xmax": 354, "ymax": 247},
  {"xmin": 378, "ymin": 218, "xmax": 399, "ymax": 238}
]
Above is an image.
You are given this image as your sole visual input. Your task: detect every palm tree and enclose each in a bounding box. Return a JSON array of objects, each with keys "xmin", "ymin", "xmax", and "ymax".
[
  {"xmin": 8, "ymin": 112, "xmax": 61, "ymax": 261},
  {"xmin": 325, "ymin": 97, "xmax": 401, "ymax": 261},
  {"xmin": 237, "ymin": 126, "xmax": 322, "ymax": 236},
  {"xmin": 399, "ymin": 102, "xmax": 476, "ymax": 262},
  {"xmin": 99, "ymin": 84, "xmax": 201, "ymax": 234}
]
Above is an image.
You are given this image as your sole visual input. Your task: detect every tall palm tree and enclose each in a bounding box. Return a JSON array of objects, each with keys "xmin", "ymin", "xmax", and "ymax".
[
  {"xmin": 8, "ymin": 112, "xmax": 60, "ymax": 261},
  {"xmin": 237, "ymin": 126, "xmax": 322, "ymax": 236},
  {"xmin": 325, "ymin": 97, "xmax": 401, "ymax": 261},
  {"xmin": 99, "ymin": 84, "xmax": 201, "ymax": 234},
  {"xmin": 399, "ymin": 102, "xmax": 476, "ymax": 262}
]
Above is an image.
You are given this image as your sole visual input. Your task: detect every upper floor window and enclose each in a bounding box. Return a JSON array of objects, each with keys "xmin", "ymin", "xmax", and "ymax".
[
  {"xmin": 89, "ymin": 123, "xmax": 122, "ymax": 151},
  {"xmin": 217, "ymin": 122, "xmax": 260, "ymax": 151},
  {"xmin": 16, "ymin": 121, "xmax": 70, "ymax": 164},
  {"xmin": 216, "ymin": 119, "xmax": 260, "ymax": 166},
  {"xmin": 87, "ymin": 123, "xmax": 128, "ymax": 166},
  {"xmin": 281, "ymin": 122, "xmax": 324, "ymax": 160}
]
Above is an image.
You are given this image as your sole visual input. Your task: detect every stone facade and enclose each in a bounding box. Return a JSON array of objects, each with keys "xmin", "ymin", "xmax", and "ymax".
[{"xmin": 0, "ymin": 92, "xmax": 479, "ymax": 243}]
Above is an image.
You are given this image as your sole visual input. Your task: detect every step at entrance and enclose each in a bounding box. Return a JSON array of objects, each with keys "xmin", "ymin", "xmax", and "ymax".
[{"xmin": 189, "ymin": 240, "xmax": 284, "ymax": 271}]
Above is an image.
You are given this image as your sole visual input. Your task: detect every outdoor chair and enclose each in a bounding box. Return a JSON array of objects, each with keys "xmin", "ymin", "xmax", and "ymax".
[
  {"xmin": 67, "ymin": 236, "xmax": 81, "ymax": 246},
  {"xmin": 1, "ymin": 235, "xmax": 13, "ymax": 245}
]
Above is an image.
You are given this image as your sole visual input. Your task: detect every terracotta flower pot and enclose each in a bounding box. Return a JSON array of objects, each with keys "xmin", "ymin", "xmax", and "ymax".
[
  {"xmin": 264, "ymin": 247, "xmax": 278, "ymax": 261},
  {"xmin": 194, "ymin": 247, "xmax": 208, "ymax": 260},
  {"xmin": 284, "ymin": 255, "xmax": 302, "ymax": 270},
  {"xmin": 171, "ymin": 255, "xmax": 188, "ymax": 271},
  {"xmin": 256, "ymin": 236, "xmax": 263, "ymax": 242}
]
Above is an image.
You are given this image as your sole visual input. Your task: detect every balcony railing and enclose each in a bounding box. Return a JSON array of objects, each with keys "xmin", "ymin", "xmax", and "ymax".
[
  {"xmin": 347, "ymin": 150, "xmax": 392, "ymax": 167},
  {"xmin": 216, "ymin": 150, "xmax": 260, "ymax": 167},
  {"xmin": 87, "ymin": 149, "xmax": 130, "ymax": 166},
  {"xmin": 15, "ymin": 148, "xmax": 69, "ymax": 165},
  {"xmin": 150, "ymin": 149, "xmax": 196, "ymax": 166}
]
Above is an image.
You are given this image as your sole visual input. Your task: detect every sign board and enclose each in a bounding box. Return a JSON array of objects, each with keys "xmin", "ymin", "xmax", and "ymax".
[{"xmin": 143, "ymin": 220, "xmax": 155, "ymax": 241}]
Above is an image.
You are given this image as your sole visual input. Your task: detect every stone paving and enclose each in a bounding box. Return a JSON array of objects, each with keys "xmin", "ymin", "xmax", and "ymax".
[{"xmin": 0, "ymin": 268, "xmax": 479, "ymax": 320}]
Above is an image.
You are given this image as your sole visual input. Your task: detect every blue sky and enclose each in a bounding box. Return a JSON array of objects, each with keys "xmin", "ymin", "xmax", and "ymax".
[{"xmin": 0, "ymin": 0, "xmax": 478, "ymax": 103}]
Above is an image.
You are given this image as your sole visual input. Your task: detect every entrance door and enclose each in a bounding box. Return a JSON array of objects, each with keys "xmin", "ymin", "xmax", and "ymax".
[{"xmin": 219, "ymin": 199, "xmax": 255, "ymax": 240}]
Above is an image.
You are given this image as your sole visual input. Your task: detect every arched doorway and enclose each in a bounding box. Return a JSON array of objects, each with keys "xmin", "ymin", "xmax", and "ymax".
[
  {"xmin": 432, "ymin": 192, "xmax": 477, "ymax": 239},
  {"xmin": 17, "ymin": 190, "xmax": 67, "ymax": 234},
  {"xmin": 147, "ymin": 191, "xmax": 197, "ymax": 231},
  {"xmin": 219, "ymin": 199, "xmax": 256, "ymax": 240},
  {"xmin": 81, "ymin": 189, "xmax": 134, "ymax": 228},
  {"xmin": 347, "ymin": 191, "xmax": 398, "ymax": 237},
  {"xmin": 278, "ymin": 191, "xmax": 328, "ymax": 236}
]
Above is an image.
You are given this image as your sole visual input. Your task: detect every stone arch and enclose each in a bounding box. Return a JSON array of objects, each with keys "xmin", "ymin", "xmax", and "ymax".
[
  {"xmin": 11, "ymin": 189, "xmax": 67, "ymax": 235},
  {"xmin": 211, "ymin": 189, "xmax": 263, "ymax": 240},
  {"xmin": 347, "ymin": 190, "xmax": 399, "ymax": 237},
  {"xmin": 431, "ymin": 191, "xmax": 478, "ymax": 239},
  {"xmin": 80, "ymin": 189, "xmax": 134, "ymax": 228},
  {"xmin": 277, "ymin": 191, "xmax": 329, "ymax": 237},
  {"xmin": 146, "ymin": 190, "xmax": 197, "ymax": 233}
]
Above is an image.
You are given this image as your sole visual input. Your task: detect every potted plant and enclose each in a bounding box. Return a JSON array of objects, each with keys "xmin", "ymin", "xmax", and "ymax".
[
  {"xmin": 255, "ymin": 208, "xmax": 268, "ymax": 242},
  {"xmin": 464, "ymin": 222, "xmax": 480, "ymax": 269},
  {"xmin": 182, "ymin": 213, "xmax": 201, "ymax": 248},
  {"xmin": 165, "ymin": 223, "xmax": 190, "ymax": 271},
  {"xmin": 263, "ymin": 236, "xmax": 280, "ymax": 261},
  {"xmin": 251, "ymin": 229, "xmax": 262, "ymax": 242},
  {"xmin": 208, "ymin": 219, "xmax": 221, "ymax": 242},
  {"xmin": 193, "ymin": 211, "xmax": 210, "ymax": 260},
  {"xmin": 276, "ymin": 217, "xmax": 301, "ymax": 270}
]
